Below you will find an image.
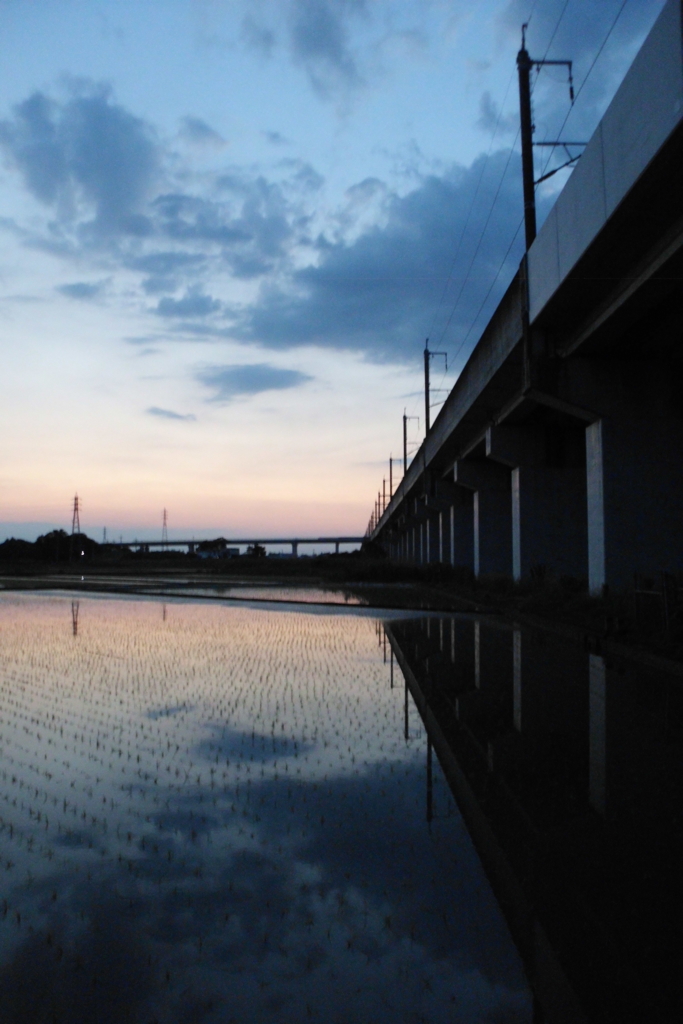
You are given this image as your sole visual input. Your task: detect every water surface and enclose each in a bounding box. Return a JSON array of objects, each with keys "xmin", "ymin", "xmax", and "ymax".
[{"xmin": 0, "ymin": 594, "xmax": 530, "ymax": 1023}]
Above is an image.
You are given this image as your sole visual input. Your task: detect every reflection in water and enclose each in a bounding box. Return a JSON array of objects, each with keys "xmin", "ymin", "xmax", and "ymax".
[
  {"xmin": 148, "ymin": 585, "xmax": 369, "ymax": 606},
  {"xmin": 426, "ymin": 739, "xmax": 433, "ymax": 825},
  {"xmin": 71, "ymin": 600, "xmax": 79, "ymax": 637},
  {"xmin": 588, "ymin": 654, "xmax": 606, "ymax": 817},
  {"xmin": 0, "ymin": 595, "xmax": 530, "ymax": 1024},
  {"xmin": 387, "ymin": 615, "xmax": 683, "ymax": 1023}
]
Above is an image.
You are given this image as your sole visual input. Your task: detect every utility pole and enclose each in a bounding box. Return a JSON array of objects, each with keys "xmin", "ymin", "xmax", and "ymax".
[
  {"xmin": 403, "ymin": 410, "xmax": 420, "ymax": 473},
  {"xmin": 517, "ymin": 28, "xmax": 536, "ymax": 250},
  {"xmin": 382, "ymin": 478, "xmax": 386, "ymax": 513},
  {"xmin": 424, "ymin": 343, "xmax": 430, "ymax": 433},
  {"xmin": 389, "ymin": 457, "xmax": 393, "ymax": 499},
  {"xmin": 404, "ymin": 413, "xmax": 408, "ymax": 474},
  {"xmin": 102, "ymin": 527, "xmax": 107, "ymax": 544},
  {"xmin": 517, "ymin": 24, "xmax": 584, "ymax": 251},
  {"xmin": 162, "ymin": 508, "xmax": 168, "ymax": 548},
  {"xmin": 423, "ymin": 339, "xmax": 447, "ymax": 435}
]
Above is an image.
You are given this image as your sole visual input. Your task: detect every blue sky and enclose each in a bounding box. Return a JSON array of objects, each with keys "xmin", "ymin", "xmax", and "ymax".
[{"xmin": 0, "ymin": 0, "xmax": 665, "ymax": 541}]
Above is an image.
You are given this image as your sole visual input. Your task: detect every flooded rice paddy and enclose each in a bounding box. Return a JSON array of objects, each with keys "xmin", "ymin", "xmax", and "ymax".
[{"xmin": 0, "ymin": 594, "xmax": 530, "ymax": 1024}]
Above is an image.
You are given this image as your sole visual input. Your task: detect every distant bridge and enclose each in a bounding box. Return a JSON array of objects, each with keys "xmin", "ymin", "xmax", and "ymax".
[{"xmin": 106, "ymin": 537, "xmax": 365, "ymax": 557}]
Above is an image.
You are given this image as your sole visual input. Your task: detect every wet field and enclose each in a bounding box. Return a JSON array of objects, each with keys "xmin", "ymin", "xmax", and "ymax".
[{"xmin": 0, "ymin": 593, "xmax": 530, "ymax": 1024}]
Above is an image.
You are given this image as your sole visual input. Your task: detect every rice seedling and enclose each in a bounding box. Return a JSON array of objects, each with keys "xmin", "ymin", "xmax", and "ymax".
[{"xmin": 0, "ymin": 594, "xmax": 530, "ymax": 1023}]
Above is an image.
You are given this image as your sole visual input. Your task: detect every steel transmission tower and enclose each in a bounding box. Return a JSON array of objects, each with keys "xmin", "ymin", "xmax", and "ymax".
[{"xmin": 71, "ymin": 494, "xmax": 81, "ymax": 535}]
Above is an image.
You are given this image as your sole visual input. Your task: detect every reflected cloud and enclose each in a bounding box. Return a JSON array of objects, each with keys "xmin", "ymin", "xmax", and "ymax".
[{"xmin": 0, "ymin": 594, "xmax": 530, "ymax": 1023}]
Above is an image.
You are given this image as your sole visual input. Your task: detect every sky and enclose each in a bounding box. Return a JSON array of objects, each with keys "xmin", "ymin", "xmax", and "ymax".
[{"xmin": 0, "ymin": 0, "xmax": 666, "ymax": 543}]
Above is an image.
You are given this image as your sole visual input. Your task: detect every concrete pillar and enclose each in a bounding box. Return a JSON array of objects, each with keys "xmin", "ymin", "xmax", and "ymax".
[
  {"xmin": 486, "ymin": 423, "xmax": 587, "ymax": 582},
  {"xmin": 454, "ymin": 459, "xmax": 512, "ymax": 577},
  {"xmin": 425, "ymin": 513, "xmax": 440, "ymax": 563},
  {"xmin": 449, "ymin": 489, "xmax": 475, "ymax": 571},
  {"xmin": 560, "ymin": 357, "xmax": 683, "ymax": 589}
]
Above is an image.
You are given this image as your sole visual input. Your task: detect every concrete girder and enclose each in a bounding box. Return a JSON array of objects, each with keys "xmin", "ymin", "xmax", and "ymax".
[
  {"xmin": 453, "ymin": 459, "xmax": 512, "ymax": 577},
  {"xmin": 485, "ymin": 423, "xmax": 588, "ymax": 582}
]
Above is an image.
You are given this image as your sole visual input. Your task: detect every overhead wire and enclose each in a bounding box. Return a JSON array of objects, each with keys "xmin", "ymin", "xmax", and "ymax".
[
  {"xmin": 537, "ymin": 0, "xmax": 571, "ymax": 70},
  {"xmin": 433, "ymin": 0, "xmax": 628, "ymax": 410},
  {"xmin": 402, "ymin": 3, "xmax": 540, "ymax": 444},
  {"xmin": 422, "ymin": 0, "xmax": 564, "ymax": 420},
  {"xmin": 538, "ymin": 0, "xmax": 631, "ymax": 181},
  {"xmin": 425, "ymin": 65, "xmax": 518, "ymax": 345},
  {"xmin": 400, "ymin": 0, "xmax": 563, "ymax": 470},
  {"xmin": 386, "ymin": 0, "xmax": 636, "ymax": 522},
  {"xmin": 452, "ymin": 216, "xmax": 524, "ymax": 363}
]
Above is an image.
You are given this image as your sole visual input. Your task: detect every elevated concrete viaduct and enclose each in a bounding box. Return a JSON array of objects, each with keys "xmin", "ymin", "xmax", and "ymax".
[{"xmin": 374, "ymin": 0, "xmax": 683, "ymax": 591}]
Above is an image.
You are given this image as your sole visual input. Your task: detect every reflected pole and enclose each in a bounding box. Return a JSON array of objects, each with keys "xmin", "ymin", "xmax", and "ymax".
[
  {"xmin": 404, "ymin": 677, "xmax": 409, "ymax": 741},
  {"xmin": 426, "ymin": 738, "xmax": 433, "ymax": 825}
]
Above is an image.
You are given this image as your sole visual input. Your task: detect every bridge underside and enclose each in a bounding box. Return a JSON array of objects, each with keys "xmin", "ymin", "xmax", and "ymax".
[{"xmin": 373, "ymin": 0, "xmax": 683, "ymax": 592}]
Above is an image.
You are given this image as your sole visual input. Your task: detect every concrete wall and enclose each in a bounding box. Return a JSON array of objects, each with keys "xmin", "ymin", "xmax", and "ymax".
[{"xmin": 528, "ymin": 0, "xmax": 683, "ymax": 321}]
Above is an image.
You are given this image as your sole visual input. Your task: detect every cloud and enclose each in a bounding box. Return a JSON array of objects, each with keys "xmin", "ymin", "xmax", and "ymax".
[
  {"xmin": 345, "ymin": 177, "xmax": 385, "ymax": 203},
  {"xmin": 127, "ymin": 251, "xmax": 206, "ymax": 275},
  {"xmin": 0, "ymin": 83, "xmax": 315, "ymax": 328},
  {"xmin": 277, "ymin": 157, "xmax": 324, "ymax": 193},
  {"xmin": 195, "ymin": 363, "xmax": 313, "ymax": 402},
  {"xmin": 150, "ymin": 184, "xmax": 294, "ymax": 276},
  {"xmin": 477, "ymin": 92, "xmax": 517, "ymax": 137},
  {"xmin": 236, "ymin": 150, "xmax": 530, "ymax": 365},
  {"xmin": 142, "ymin": 275, "xmax": 178, "ymax": 295},
  {"xmin": 155, "ymin": 287, "xmax": 222, "ymax": 318},
  {"xmin": 241, "ymin": 14, "xmax": 277, "ymax": 56},
  {"xmin": 0, "ymin": 80, "xmax": 302, "ymax": 282},
  {"xmin": 0, "ymin": 83, "xmax": 159, "ymax": 236},
  {"xmin": 0, "ymin": 0, "xmax": 662, "ymax": 375},
  {"xmin": 151, "ymin": 192, "xmax": 250, "ymax": 245},
  {"xmin": 240, "ymin": 0, "xmax": 367, "ymax": 96},
  {"xmin": 263, "ymin": 130, "xmax": 290, "ymax": 146},
  {"xmin": 56, "ymin": 280, "xmax": 106, "ymax": 300},
  {"xmin": 127, "ymin": 250, "xmax": 207, "ymax": 295},
  {"xmin": 287, "ymin": 0, "xmax": 367, "ymax": 96},
  {"xmin": 146, "ymin": 406, "xmax": 197, "ymax": 422},
  {"xmin": 178, "ymin": 116, "xmax": 225, "ymax": 147}
]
